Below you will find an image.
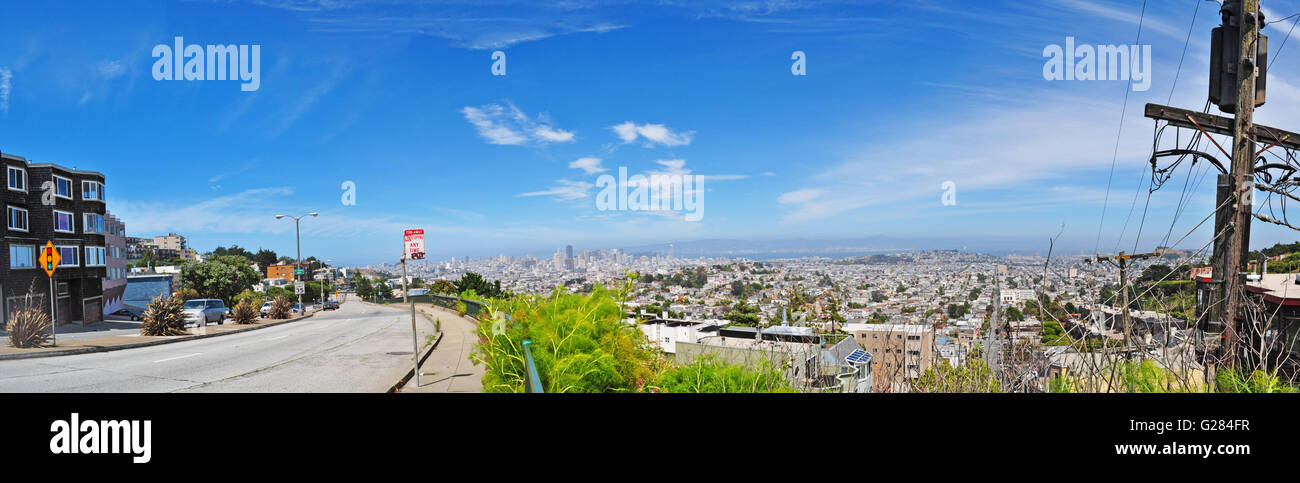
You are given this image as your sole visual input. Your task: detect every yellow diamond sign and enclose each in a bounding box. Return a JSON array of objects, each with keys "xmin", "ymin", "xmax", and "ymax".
[{"xmin": 39, "ymin": 241, "xmax": 60, "ymax": 278}]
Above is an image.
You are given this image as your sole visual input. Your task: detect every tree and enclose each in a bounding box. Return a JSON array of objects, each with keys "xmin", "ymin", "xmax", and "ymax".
[
  {"xmin": 179, "ymin": 256, "xmax": 259, "ymax": 304},
  {"xmin": 254, "ymin": 249, "xmax": 278, "ymax": 276},
  {"xmin": 724, "ymin": 299, "xmax": 762, "ymax": 326},
  {"xmin": 455, "ymin": 272, "xmax": 503, "ymax": 298},
  {"xmin": 354, "ymin": 276, "xmax": 375, "ymax": 300},
  {"xmin": 428, "ymin": 279, "xmax": 456, "ymax": 294},
  {"xmin": 1005, "ymin": 306, "xmax": 1024, "ymax": 322}
]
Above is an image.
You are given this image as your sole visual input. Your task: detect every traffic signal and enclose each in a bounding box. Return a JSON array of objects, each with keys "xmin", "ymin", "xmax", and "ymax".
[{"xmin": 1210, "ymin": 1, "xmax": 1267, "ymax": 113}]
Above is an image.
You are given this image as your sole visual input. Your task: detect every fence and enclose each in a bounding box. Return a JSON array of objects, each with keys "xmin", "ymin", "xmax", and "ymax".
[{"xmin": 373, "ymin": 293, "xmax": 485, "ymax": 319}]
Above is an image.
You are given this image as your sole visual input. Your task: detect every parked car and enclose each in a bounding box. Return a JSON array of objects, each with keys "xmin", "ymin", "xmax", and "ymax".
[
  {"xmin": 182, "ymin": 299, "xmax": 227, "ymax": 326},
  {"xmin": 322, "ymin": 300, "xmax": 340, "ymax": 310},
  {"xmin": 292, "ymin": 303, "xmax": 303, "ymax": 313},
  {"xmin": 111, "ymin": 308, "xmax": 142, "ymax": 321},
  {"xmin": 260, "ymin": 301, "xmax": 275, "ymax": 316}
]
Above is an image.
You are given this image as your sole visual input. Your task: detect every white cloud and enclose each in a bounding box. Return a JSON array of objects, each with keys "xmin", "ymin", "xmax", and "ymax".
[
  {"xmin": 610, "ymin": 121, "xmax": 693, "ymax": 147},
  {"xmin": 775, "ymin": 88, "xmax": 1163, "ymax": 223},
  {"xmin": 518, "ymin": 179, "xmax": 593, "ymax": 201},
  {"xmin": 463, "ymin": 103, "xmax": 574, "ymax": 146},
  {"xmin": 97, "ymin": 60, "xmax": 126, "ymax": 80},
  {"xmin": 569, "ymin": 157, "xmax": 607, "ymax": 174},
  {"xmin": 778, "ymin": 188, "xmax": 823, "ymax": 204},
  {"xmin": 0, "ymin": 67, "xmax": 11, "ymax": 113}
]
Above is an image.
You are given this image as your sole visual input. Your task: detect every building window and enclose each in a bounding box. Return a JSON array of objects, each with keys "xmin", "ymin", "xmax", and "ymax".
[
  {"xmin": 54, "ymin": 210, "xmax": 75, "ymax": 233},
  {"xmin": 82, "ymin": 181, "xmax": 104, "ymax": 201},
  {"xmin": 7, "ymin": 205, "xmax": 29, "ymax": 232},
  {"xmin": 7, "ymin": 166, "xmax": 26, "ymax": 192},
  {"xmin": 85, "ymin": 246, "xmax": 106, "ymax": 267},
  {"xmin": 83, "ymin": 213, "xmax": 104, "ymax": 234},
  {"xmin": 9, "ymin": 245, "xmax": 35, "ymax": 268},
  {"xmin": 56, "ymin": 246, "xmax": 79, "ymax": 267},
  {"xmin": 53, "ymin": 175, "xmax": 73, "ymax": 199}
]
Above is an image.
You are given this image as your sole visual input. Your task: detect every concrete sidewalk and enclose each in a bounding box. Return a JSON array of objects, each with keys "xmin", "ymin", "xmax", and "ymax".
[{"xmin": 399, "ymin": 303, "xmax": 483, "ymax": 393}]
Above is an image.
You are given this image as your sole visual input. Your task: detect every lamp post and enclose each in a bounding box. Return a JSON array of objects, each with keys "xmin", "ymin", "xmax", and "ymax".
[
  {"xmin": 275, "ymin": 212, "xmax": 317, "ymax": 308},
  {"xmin": 324, "ymin": 259, "xmax": 334, "ymax": 304}
]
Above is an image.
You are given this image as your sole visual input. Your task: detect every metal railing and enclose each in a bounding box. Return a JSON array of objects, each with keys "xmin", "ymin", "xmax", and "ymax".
[{"xmin": 522, "ymin": 340, "xmax": 544, "ymax": 393}]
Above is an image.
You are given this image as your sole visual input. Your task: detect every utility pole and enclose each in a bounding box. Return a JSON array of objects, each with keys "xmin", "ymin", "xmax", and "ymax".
[
  {"xmin": 1218, "ymin": 0, "xmax": 1260, "ymax": 367},
  {"xmin": 1092, "ymin": 251, "xmax": 1159, "ymax": 361},
  {"xmin": 1143, "ymin": 0, "xmax": 1278, "ymax": 370}
]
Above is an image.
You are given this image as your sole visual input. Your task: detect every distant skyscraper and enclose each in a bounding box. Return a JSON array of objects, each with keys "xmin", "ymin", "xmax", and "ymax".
[
  {"xmin": 668, "ymin": 244, "xmax": 674, "ymax": 260},
  {"xmin": 566, "ymin": 245, "xmax": 573, "ymax": 260}
]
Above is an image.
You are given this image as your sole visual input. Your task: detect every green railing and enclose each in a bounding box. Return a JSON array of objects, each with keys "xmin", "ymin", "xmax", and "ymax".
[
  {"xmin": 374, "ymin": 293, "xmax": 485, "ymax": 319},
  {"xmin": 522, "ymin": 340, "xmax": 544, "ymax": 393}
]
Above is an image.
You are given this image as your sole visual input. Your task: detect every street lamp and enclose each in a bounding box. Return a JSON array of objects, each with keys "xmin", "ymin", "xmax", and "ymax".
[
  {"xmin": 275, "ymin": 212, "xmax": 318, "ymax": 307},
  {"xmin": 324, "ymin": 258, "xmax": 334, "ymax": 304}
]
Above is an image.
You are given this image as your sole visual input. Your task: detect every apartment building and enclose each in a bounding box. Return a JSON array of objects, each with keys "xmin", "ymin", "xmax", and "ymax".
[
  {"xmin": 842, "ymin": 323, "xmax": 935, "ymax": 390},
  {"xmin": 126, "ymin": 232, "xmax": 199, "ymax": 263},
  {"xmin": 102, "ymin": 212, "xmax": 127, "ymax": 315},
  {"xmin": 267, "ymin": 263, "xmax": 296, "ymax": 281},
  {"xmin": 2, "ymin": 152, "xmax": 108, "ymax": 326}
]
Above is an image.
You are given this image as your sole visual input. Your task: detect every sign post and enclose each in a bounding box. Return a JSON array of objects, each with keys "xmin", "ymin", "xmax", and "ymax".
[
  {"xmin": 403, "ymin": 229, "xmax": 425, "ymax": 389},
  {"xmin": 38, "ymin": 241, "xmax": 61, "ymax": 346}
]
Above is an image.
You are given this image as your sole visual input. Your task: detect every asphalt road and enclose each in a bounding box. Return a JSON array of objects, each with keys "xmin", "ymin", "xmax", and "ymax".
[{"xmin": 0, "ymin": 300, "xmax": 435, "ymax": 392}]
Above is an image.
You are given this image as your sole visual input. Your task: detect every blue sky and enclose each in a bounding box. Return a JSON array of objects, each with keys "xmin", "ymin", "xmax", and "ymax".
[{"xmin": 3, "ymin": 0, "xmax": 1300, "ymax": 266}]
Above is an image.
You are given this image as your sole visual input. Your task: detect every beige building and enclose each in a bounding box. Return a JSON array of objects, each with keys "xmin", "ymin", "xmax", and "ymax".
[{"xmin": 842, "ymin": 323, "xmax": 934, "ymax": 390}]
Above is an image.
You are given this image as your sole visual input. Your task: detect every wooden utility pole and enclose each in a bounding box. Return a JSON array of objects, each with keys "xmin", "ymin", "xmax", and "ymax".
[
  {"xmin": 1092, "ymin": 251, "xmax": 1159, "ymax": 359},
  {"xmin": 1219, "ymin": 0, "xmax": 1260, "ymax": 366}
]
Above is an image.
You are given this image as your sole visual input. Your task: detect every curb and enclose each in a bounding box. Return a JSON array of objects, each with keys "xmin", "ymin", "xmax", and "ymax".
[
  {"xmin": 387, "ymin": 331, "xmax": 443, "ymax": 394},
  {"xmin": 385, "ymin": 303, "xmax": 453, "ymax": 393},
  {"xmin": 0, "ymin": 312, "xmax": 317, "ymax": 361}
]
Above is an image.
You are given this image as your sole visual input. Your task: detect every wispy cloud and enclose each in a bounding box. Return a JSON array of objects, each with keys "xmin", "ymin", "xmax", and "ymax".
[
  {"xmin": 96, "ymin": 60, "xmax": 126, "ymax": 80},
  {"xmin": 517, "ymin": 179, "xmax": 593, "ymax": 201},
  {"xmin": 0, "ymin": 67, "xmax": 11, "ymax": 113},
  {"xmin": 463, "ymin": 102, "xmax": 575, "ymax": 145},
  {"xmin": 569, "ymin": 156, "xmax": 607, "ymax": 174},
  {"xmin": 610, "ymin": 121, "xmax": 693, "ymax": 147}
]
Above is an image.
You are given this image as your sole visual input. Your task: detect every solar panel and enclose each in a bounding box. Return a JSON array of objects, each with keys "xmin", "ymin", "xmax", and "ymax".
[{"xmin": 845, "ymin": 349, "xmax": 872, "ymax": 364}]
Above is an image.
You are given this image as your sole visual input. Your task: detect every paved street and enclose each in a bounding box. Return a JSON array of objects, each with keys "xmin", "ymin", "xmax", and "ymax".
[{"xmin": 0, "ymin": 300, "xmax": 436, "ymax": 392}]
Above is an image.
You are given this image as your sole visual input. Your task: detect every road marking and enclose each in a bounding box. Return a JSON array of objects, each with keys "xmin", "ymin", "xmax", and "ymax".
[
  {"xmin": 264, "ymin": 335, "xmax": 289, "ymax": 341},
  {"xmin": 153, "ymin": 353, "xmax": 201, "ymax": 363}
]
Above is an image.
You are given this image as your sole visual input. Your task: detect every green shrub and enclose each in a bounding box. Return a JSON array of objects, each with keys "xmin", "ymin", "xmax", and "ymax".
[
  {"xmin": 140, "ymin": 295, "xmax": 187, "ymax": 336},
  {"xmin": 471, "ymin": 285, "xmax": 660, "ymax": 393},
  {"xmin": 648, "ymin": 355, "xmax": 795, "ymax": 393},
  {"xmin": 1215, "ymin": 367, "xmax": 1298, "ymax": 393},
  {"xmin": 5, "ymin": 295, "xmax": 51, "ymax": 348}
]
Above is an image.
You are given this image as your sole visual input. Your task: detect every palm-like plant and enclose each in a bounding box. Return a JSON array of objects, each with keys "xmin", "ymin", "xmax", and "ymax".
[
  {"xmin": 140, "ymin": 295, "xmax": 187, "ymax": 336},
  {"xmin": 269, "ymin": 296, "xmax": 292, "ymax": 319},
  {"xmin": 231, "ymin": 299, "xmax": 258, "ymax": 324},
  {"xmin": 6, "ymin": 293, "xmax": 52, "ymax": 348}
]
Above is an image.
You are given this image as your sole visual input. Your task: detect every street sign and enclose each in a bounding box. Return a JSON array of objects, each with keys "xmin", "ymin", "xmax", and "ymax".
[
  {"xmin": 39, "ymin": 241, "xmax": 61, "ymax": 277},
  {"xmin": 294, "ymin": 281, "xmax": 305, "ymax": 295},
  {"xmin": 294, "ymin": 269, "xmax": 305, "ymax": 275},
  {"xmin": 404, "ymin": 229, "xmax": 425, "ymax": 260}
]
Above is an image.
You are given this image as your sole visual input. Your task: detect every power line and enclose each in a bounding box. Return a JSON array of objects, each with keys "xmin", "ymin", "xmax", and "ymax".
[
  {"xmin": 1096, "ymin": 0, "xmax": 1151, "ymax": 255},
  {"xmin": 1168, "ymin": 0, "xmax": 1205, "ymax": 104},
  {"xmin": 1269, "ymin": 9, "xmax": 1300, "ymax": 70}
]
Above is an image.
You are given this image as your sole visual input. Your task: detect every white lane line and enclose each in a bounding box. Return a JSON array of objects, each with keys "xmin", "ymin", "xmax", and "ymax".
[{"xmin": 153, "ymin": 353, "xmax": 201, "ymax": 363}]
